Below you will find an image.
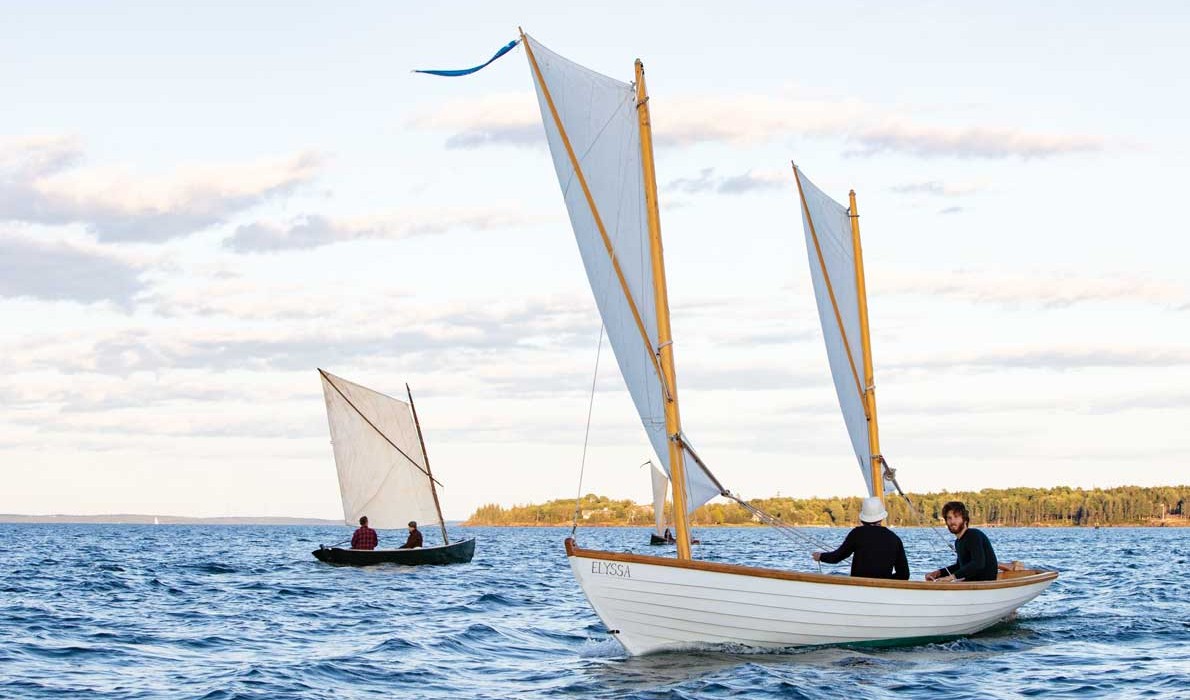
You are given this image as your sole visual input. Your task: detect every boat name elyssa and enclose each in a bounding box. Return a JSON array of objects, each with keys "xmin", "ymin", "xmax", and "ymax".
[{"xmin": 591, "ymin": 561, "xmax": 631, "ymax": 578}]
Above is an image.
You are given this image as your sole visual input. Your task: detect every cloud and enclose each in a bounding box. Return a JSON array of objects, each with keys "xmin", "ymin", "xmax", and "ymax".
[
  {"xmin": 665, "ymin": 168, "xmax": 786, "ymax": 195},
  {"xmin": 17, "ymin": 297, "xmax": 598, "ymax": 376},
  {"xmin": 410, "ymin": 92, "xmax": 1106, "ymax": 160},
  {"xmin": 407, "ymin": 93, "xmax": 543, "ymax": 150},
  {"xmin": 223, "ymin": 206, "xmax": 536, "ymax": 253},
  {"xmin": 0, "ymin": 136, "xmax": 323, "ymax": 242},
  {"xmin": 890, "ymin": 181, "xmax": 984, "ymax": 197},
  {"xmin": 0, "ymin": 232, "xmax": 144, "ymax": 304},
  {"xmin": 887, "ymin": 347, "xmax": 1190, "ymax": 372},
  {"xmin": 877, "ymin": 270, "xmax": 1189, "ymax": 309},
  {"xmin": 845, "ymin": 123, "xmax": 1103, "ymax": 159}
]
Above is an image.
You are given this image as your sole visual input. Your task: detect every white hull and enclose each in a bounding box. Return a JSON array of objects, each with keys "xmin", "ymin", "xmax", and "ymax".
[{"xmin": 566, "ymin": 539, "xmax": 1057, "ymax": 656}]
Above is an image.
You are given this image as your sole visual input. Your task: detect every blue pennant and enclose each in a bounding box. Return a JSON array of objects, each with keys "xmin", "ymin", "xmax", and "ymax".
[{"xmin": 414, "ymin": 39, "xmax": 519, "ymax": 77}]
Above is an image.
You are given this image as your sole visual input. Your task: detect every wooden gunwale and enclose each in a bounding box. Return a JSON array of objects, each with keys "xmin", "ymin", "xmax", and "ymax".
[{"xmin": 564, "ymin": 538, "xmax": 1057, "ymax": 591}]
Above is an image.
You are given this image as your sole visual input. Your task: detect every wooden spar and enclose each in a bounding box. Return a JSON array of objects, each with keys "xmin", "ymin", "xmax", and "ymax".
[
  {"xmin": 407, "ymin": 383, "xmax": 450, "ymax": 545},
  {"xmin": 848, "ymin": 190, "xmax": 885, "ymax": 504},
  {"xmin": 318, "ymin": 369, "xmax": 444, "ymax": 487},
  {"xmin": 519, "ymin": 30, "xmax": 672, "ymax": 400},
  {"xmin": 635, "ymin": 59, "xmax": 693, "ymax": 560},
  {"xmin": 791, "ymin": 165, "xmax": 867, "ymax": 411}
]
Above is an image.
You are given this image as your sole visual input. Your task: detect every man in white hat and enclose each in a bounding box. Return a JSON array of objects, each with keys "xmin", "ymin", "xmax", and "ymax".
[{"xmin": 812, "ymin": 496, "xmax": 909, "ymax": 580}]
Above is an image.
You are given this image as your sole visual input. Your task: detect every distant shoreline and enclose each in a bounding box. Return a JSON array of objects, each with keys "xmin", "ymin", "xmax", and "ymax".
[
  {"xmin": 462, "ymin": 521, "xmax": 1189, "ymax": 528},
  {"xmin": 0, "ymin": 515, "xmax": 343, "ymax": 525}
]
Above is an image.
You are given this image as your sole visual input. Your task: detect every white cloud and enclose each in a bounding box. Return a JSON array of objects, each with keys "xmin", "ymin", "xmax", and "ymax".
[
  {"xmin": 876, "ymin": 269, "xmax": 1189, "ymax": 309},
  {"xmin": 223, "ymin": 206, "xmax": 539, "ymax": 253},
  {"xmin": 410, "ymin": 91, "xmax": 1107, "ymax": 160},
  {"xmin": 0, "ymin": 230, "xmax": 145, "ymax": 304},
  {"xmin": 0, "ymin": 136, "xmax": 323, "ymax": 241},
  {"xmin": 665, "ymin": 168, "xmax": 787, "ymax": 195},
  {"xmin": 889, "ymin": 180, "xmax": 985, "ymax": 197},
  {"xmin": 887, "ymin": 346, "xmax": 1190, "ymax": 372}
]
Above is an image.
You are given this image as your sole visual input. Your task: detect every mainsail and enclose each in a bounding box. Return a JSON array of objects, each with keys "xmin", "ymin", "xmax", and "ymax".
[
  {"xmin": 319, "ymin": 370, "xmax": 442, "ymax": 529},
  {"xmin": 523, "ymin": 34, "xmax": 721, "ymax": 512},
  {"xmin": 793, "ymin": 166, "xmax": 887, "ymax": 497},
  {"xmin": 650, "ymin": 462, "xmax": 669, "ymax": 536}
]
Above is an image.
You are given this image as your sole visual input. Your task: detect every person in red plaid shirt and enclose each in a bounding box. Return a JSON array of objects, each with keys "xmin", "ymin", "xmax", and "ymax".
[{"xmin": 351, "ymin": 516, "xmax": 378, "ymax": 550}]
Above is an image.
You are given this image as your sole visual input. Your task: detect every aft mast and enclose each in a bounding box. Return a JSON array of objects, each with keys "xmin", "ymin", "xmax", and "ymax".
[
  {"xmin": 407, "ymin": 384, "xmax": 450, "ymax": 545},
  {"xmin": 634, "ymin": 59, "xmax": 694, "ymax": 560},
  {"xmin": 847, "ymin": 191, "xmax": 885, "ymax": 504},
  {"xmin": 792, "ymin": 165, "xmax": 885, "ymax": 503}
]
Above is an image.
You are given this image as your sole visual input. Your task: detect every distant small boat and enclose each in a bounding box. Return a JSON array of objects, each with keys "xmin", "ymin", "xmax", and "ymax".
[
  {"xmin": 646, "ymin": 461, "xmax": 675, "ymax": 546},
  {"xmin": 153, "ymin": 516, "xmax": 160, "ymax": 526},
  {"xmin": 311, "ymin": 370, "xmax": 476, "ymax": 566}
]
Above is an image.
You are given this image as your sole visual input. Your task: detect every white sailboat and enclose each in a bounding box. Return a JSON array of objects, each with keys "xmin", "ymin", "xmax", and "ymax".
[
  {"xmin": 312, "ymin": 369, "xmax": 475, "ymax": 565},
  {"xmin": 514, "ymin": 31, "xmax": 1056, "ymax": 655},
  {"xmin": 646, "ymin": 461, "xmax": 674, "ymax": 545}
]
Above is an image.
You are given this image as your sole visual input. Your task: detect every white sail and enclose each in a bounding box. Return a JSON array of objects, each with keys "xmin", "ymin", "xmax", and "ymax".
[
  {"xmin": 650, "ymin": 462, "xmax": 669, "ymax": 535},
  {"xmin": 794, "ymin": 167, "xmax": 882, "ymax": 497},
  {"xmin": 319, "ymin": 371, "xmax": 441, "ymax": 529},
  {"xmin": 524, "ymin": 34, "xmax": 720, "ymax": 512}
]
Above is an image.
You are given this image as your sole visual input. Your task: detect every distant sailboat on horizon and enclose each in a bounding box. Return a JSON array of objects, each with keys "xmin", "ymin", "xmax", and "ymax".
[{"xmin": 646, "ymin": 461, "xmax": 674, "ymax": 546}]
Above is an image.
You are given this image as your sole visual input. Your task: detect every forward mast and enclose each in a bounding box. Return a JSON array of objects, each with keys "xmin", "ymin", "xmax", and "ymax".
[{"xmin": 520, "ymin": 31, "xmax": 696, "ymax": 558}]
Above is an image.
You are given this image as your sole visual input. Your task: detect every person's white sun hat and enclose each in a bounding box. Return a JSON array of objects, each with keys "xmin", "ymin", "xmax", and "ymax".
[{"xmin": 859, "ymin": 496, "xmax": 888, "ymax": 523}]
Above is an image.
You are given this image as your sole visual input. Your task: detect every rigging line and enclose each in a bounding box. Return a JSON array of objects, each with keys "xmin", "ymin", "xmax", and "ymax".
[
  {"xmin": 879, "ymin": 455, "xmax": 954, "ymax": 554},
  {"xmin": 558, "ymin": 95, "xmax": 633, "ymax": 198},
  {"xmin": 571, "ymin": 324, "xmax": 606, "ymax": 537},
  {"xmin": 725, "ymin": 492, "xmax": 834, "ymax": 551},
  {"xmin": 676, "ymin": 433, "xmax": 728, "ymax": 496},
  {"xmin": 576, "ymin": 94, "xmax": 633, "ymax": 165},
  {"xmin": 320, "ymin": 370, "xmax": 443, "ymax": 488}
]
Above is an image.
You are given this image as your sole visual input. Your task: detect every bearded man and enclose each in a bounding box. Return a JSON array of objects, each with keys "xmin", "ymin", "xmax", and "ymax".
[{"xmin": 925, "ymin": 501, "xmax": 999, "ymax": 582}]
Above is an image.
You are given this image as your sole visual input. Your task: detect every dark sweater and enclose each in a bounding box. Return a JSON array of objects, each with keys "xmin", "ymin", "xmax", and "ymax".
[
  {"xmin": 818, "ymin": 524, "xmax": 910, "ymax": 580},
  {"xmin": 400, "ymin": 529, "xmax": 423, "ymax": 549},
  {"xmin": 942, "ymin": 528, "xmax": 998, "ymax": 581}
]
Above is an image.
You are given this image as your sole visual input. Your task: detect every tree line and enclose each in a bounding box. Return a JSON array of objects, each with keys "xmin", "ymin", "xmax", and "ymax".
[{"xmin": 464, "ymin": 485, "xmax": 1189, "ymax": 527}]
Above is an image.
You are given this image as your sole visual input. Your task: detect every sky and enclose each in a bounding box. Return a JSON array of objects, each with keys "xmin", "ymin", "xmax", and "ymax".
[{"xmin": 2, "ymin": 1, "xmax": 1187, "ymax": 521}]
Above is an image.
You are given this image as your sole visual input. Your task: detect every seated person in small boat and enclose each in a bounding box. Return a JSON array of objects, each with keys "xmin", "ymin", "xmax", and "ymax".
[
  {"xmin": 812, "ymin": 496, "xmax": 909, "ymax": 580},
  {"xmin": 925, "ymin": 500, "xmax": 999, "ymax": 582},
  {"xmin": 663, "ymin": 528, "xmax": 675, "ymax": 543},
  {"xmin": 400, "ymin": 520, "xmax": 423, "ymax": 549},
  {"xmin": 351, "ymin": 515, "xmax": 378, "ymax": 550}
]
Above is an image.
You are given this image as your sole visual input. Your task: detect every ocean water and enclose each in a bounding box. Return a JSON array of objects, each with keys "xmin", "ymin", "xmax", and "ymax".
[{"xmin": 0, "ymin": 524, "xmax": 1186, "ymax": 699}]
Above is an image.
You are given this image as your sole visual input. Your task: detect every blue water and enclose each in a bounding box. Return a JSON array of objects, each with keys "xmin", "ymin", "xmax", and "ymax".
[{"xmin": 0, "ymin": 525, "xmax": 1186, "ymax": 699}]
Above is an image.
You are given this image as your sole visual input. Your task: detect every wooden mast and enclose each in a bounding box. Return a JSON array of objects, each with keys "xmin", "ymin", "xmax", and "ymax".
[
  {"xmin": 407, "ymin": 383, "xmax": 450, "ymax": 545},
  {"xmin": 791, "ymin": 166, "xmax": 883, "ymax": 504},
  {"xmin": 635, "ymin": 59, "xmax": 693, "ymax": 560},
  {"xmin": 848, "ymin": 191, "xmax": 885, "ymax": 505}
]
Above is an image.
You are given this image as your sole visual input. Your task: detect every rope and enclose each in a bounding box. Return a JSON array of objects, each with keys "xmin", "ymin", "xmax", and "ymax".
[
  {"xmin": 724, "ymin": 492, "xmax": 835, "ymax": 552},
  {"xmin": 879, "ymin": 455, "xmax": 954, "ymax": 554},
  {"xmin": 571, "ymin": 325, "xmax": 605, "ymax": 537}
]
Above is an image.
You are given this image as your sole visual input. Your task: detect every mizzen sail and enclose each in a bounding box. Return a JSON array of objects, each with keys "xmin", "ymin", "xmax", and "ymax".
[
  {"xmin": 793, "ymin": 166, "xmax": 884, "ymax": 497},
  {"xmin": 319, "ymin": 370, "xmax": 442, "ymax": 529},
  {"xmin": 523, "ymin": 34, "xmax": 721, "ymax": 512}
]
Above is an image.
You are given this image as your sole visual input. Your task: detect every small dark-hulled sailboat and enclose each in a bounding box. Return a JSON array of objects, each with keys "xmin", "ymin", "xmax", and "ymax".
[{"xmin": 311, "ymin": 370, "xmax": 475, "ymax": 566}]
